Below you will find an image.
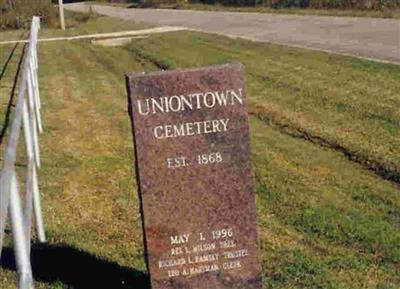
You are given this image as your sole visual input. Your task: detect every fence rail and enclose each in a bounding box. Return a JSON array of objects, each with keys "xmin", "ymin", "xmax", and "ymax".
[{"xmin": 0, "ymin": 16, "xmax": 45, "ymax": 289}]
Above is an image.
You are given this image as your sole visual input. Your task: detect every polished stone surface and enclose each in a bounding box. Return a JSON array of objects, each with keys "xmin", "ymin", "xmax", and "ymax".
[{"xmin": 126, "ymin": 63, "xmax": 262, "ymax": 289}]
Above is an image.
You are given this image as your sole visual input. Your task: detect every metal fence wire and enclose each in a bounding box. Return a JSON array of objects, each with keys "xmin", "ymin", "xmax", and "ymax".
[{"xmin": 0, "ymin": 16, "xmax": 45, "ymax": 289}]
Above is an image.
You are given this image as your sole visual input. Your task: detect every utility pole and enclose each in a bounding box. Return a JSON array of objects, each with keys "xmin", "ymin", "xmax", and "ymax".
[{"xmin": 58, "ymin": 0, "xmax": 65, "ymax": 30}]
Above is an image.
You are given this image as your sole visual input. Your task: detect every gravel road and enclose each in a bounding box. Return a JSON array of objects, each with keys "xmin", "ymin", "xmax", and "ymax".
[{"xmin": 65, "ymin": 3, "xmax": 400, "ymax": 64}]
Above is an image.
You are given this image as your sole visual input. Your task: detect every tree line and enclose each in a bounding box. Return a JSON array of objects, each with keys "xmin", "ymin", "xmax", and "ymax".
[{"xmin": 105, "ymin": 0, "xmax": 400, "ymax": 9}]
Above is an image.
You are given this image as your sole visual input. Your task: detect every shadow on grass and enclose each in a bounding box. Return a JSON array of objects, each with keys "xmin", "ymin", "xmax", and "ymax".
[
  {"xmin": 0, "ymin": 42, "xmax": 26, "ymax": 146},
  {"xmin": 0, "ymin": 43, "xmax": 18, "ymax": 83},
  {"xmin": 0, "ymin": 31, "xmax": 28, "ymax": 146},
  {"xmin": 1, "ymin": 243, "xmax": 150, "ymax": 289}
]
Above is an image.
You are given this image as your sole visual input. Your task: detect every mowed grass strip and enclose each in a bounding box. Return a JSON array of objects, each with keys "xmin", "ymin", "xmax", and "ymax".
[
  {"xmin": 0, "ymin": 14, "xmax": 399, "ymax": 289},
  {"xmin": 39, "ymin": 11, "xmax": 152, "ymax": 40},
  {"xmin": 0, "ymin": 15, "xmax": 155, "ymax": 289},
  {"xmin": 0, "ymin": 40, "xmax": 27, "ymax": 159},
  {"xmin": 251, "ymin": 117, "xmax": 400, "ymax": 288},
  {"xmin": 126, "ymin": 32, "xmax": 400, "ymax": 183}
]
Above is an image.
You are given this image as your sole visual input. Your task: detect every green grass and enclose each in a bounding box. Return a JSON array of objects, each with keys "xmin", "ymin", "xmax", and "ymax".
[
  {"xmin": 0, "ymin": 12, "xmax": 399, "ymax": 289},
  {"xmin": 253, "ymin": 118, "xmax": 400, "ymax": 288},
  {"xmin": 0, "ymin": 11, "xmax": 152, "ymax": 42},
  {"xmin": 0, "ymin": 39, "xmax": 26, "ymax": 160},
  {"xmin": 127, "ymin": 32, "xmax": 400, "ymax": 183}
]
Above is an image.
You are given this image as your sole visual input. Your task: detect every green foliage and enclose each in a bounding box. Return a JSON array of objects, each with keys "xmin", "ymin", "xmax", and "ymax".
[
  {"xmin": 259, "ymin": 0, "xmax": 400, "ymax": 9},
  {"xmin": 112, "ymin": 0, "xmax": 400, "ymax": 9},
  {"xmin": 0, "ymin": 0, "xmax": 58, "ymax": 30}
]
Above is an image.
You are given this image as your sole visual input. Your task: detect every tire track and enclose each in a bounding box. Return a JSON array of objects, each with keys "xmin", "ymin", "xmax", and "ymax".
[{"xmin": 250, "ymin": 101, "xmax": 400, "ymax": 185}]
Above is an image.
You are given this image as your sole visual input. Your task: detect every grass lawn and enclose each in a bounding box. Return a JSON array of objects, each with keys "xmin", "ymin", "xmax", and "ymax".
[{"xmin": 0, "ymin": 12, "xmax": 399, "ymax": 289}]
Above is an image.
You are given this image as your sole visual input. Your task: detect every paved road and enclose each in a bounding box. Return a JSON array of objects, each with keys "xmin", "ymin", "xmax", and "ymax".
[{"xmin": 65, "ymin": 3, "xmax": 400, "ymax": 64}]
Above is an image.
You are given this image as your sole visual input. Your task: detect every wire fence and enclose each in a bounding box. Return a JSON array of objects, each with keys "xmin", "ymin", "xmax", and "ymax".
[{"xmin": 0, "ymin": 16, "xmax": 45, "ymax": 289}]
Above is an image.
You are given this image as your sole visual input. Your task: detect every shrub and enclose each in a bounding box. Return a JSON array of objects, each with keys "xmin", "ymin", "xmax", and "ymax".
[
  {"xmin": 260, "ymin": 0, "xmax": 400, "ymax": 8},
  {"xmin": 308, "ymin": 0, "xmax": 400, "ymax": 9},
  {"xmin": 0, "ymin": 0, "xmax": 58, "ymax": 30},
  {"xmin": 193, "ymin": 0, "xmax": 400, "ymax": 8},
  {"xmin": 137, "ymin": 0, "xmax": 188, "ymax": 8}
]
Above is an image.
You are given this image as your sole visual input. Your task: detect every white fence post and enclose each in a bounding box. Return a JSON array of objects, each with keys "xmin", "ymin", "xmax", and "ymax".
[
  {"xmin": 29, "ymin": 63, "xmax": 42, "ymax": 134},
  {"xmin": 22, "ymin": 100, "xmax": 34, "ymax": 253},
  {"xmin": 9, "ymin": 173, "xmax": 34, "ymax": 289},
  {"xmin": 0, "ymin": 16, "xmax": 45, "ymax": 289},
  {"xmin": 22, "ymin": 101, "xmax": 34, "ymax": 161},
  {"xmin": 32, "ymin": 165, "xmax": 45, "ymax": 243},
  {"xmin": 58, "ymin": 0, "xmax": 66, "ymax": 31},
  {"xmin": 26, "ymin": 69, "xmax": 41, "ymax": 168}
]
